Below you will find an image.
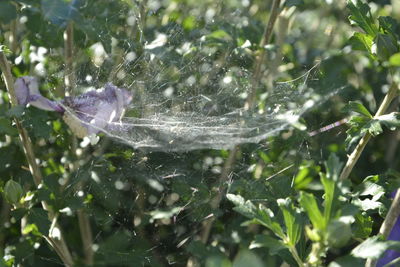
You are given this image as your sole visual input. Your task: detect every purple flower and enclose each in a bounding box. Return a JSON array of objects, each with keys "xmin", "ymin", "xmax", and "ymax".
[
  {"xmin": 377, "ymin": 191, "xmax": 400, "ymax": 267},
  {"xmin": 14, "ymin": 76, "xmax": 133, "ymax": 139}
]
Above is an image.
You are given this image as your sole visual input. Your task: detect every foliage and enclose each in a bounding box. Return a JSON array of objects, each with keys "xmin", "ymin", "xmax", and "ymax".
[{"xmin": 1, "ymin": 0, "xmax": 400, "ymax": 266}]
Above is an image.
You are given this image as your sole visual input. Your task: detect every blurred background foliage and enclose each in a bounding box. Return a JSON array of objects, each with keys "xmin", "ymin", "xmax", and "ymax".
[{"xmin": 1, "ymin": 0, "xmax": 400, "ymax": 266}]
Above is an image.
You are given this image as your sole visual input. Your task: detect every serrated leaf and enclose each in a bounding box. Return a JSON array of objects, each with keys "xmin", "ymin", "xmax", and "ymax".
[
  {"xmin": 378, "ymin": 16, "xmax": 399, "ymax": 38},
  {"xmin": 376, "ymin": 112, "xmax": 400, "ymax": 130},
  {"xmin": 344, "ymin": 101, "xmax": 373, "ymax": 118},
  {"xmin": 256, "ymin": 204, "xmax": 285, "ymax": 239},
  {"xmin": 227, "ymin": 194, "xmax": 256, "ymax": 218},
  {"xmin": 366, "ymin": 120, "xmax": 383, "ymax": 136},
  {"xmin": 352, "ymin": 198, "xmax": 383, "ymax": 211},
  {"xmin": 375, "ymin": 33, "xmax": 398, "ymax": 61},
  {"xmin": 347, "ymin": 0, "xmax": 378, "ymax": 37},
  {"xmin": 353, "ymin": 213, "xmax": 373, "ymax": 239},
  {"xmin": 352, "ymin": 236, "xmax": 400, "ymax": 259},
  {"xmin": 348, "ymin": 32, "xmax": 374, "ymax": 54}
]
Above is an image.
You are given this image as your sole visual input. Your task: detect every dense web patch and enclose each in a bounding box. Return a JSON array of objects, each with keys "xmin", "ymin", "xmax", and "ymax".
[{"xmin": 56, "ymin": 25, "xmax": 324, "ymax": 152}]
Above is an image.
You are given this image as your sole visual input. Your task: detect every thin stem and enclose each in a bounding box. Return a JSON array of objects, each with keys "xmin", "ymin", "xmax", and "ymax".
[
  {"xmin": 246, "ymin": 0, "xmax": 282, "ymax": 109},
  {"xmin": 199, "ymin": 0, "xmax": 283, "ymax": 245},
  {"xmin": 63, "ymin": 23, "xmax": 94, "ymax": 265},
  {"xmin": 77, "ymin": 210, "xmax": 94, "ymax": 265},
  {"xmin": 0, "ymin": 51, "xmax": 74, "ymax": 266},
  {"xmin": 289, "ymin": 245, "xmax": 305, "ymax": 267},
  {"xmin": 340, "ymin": 82, "xmax": 399, "ymax": 180}
]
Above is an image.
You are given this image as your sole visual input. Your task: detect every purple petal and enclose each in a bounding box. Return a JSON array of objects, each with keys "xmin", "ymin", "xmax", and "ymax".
[
  {"xmin": 14, "ymin": 76, "xmax": 64, "ymax": 113},
  {"xmin": 63, "ymin": 83, "xmax": 132, "ymax": 137}
]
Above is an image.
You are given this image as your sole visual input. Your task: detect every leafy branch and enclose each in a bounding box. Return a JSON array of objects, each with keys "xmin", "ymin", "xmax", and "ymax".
[{"xmin": 0, "ymin": 50, "xmax": 74, "ymax": 266}]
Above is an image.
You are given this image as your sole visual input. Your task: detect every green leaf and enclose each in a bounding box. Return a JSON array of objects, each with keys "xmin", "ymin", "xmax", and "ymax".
[
  {"xmin": 375, "ymin": 33, "xmax": 399, "ymax": 61},
  {"xmin": 205, "ymin": 256, "xmax": 232, "ymax": 267},
  {"xmin": 277, "ymin": 198, "xmax": 301, "ymax": 246},
  {"xmin": 27, "ymin": 208, "xmax": 50, "ymax": 235},
  {"xmin": 249, "ymin": 235, "xmax": 286, "ymax": 254},
  {"xmin": 3, "ymin": 180, "xmax": 24, "ymax": 205},
  {"xmin": 378, "ymin": 16, "xmax": 399, "ymax": 38},
  {"xmin": 321, "ymin": 173, "xmax": 335, "ymax": 222},
  {"xmin": 344, "ymin": 101, "xmax": 373, "ymax": 118},
  {"xmin": 389, "ymin": 53, "xmax": 400, "ymax": 66},
  {"xmin": 326, "ymin": 220, "xmax": 352, "ymax": 248},
  {"xmin": 352, "ymin": 236, "xmax": 400, "ymax": 259},
  {"xmin": 227, "ymin": 194, "xmax": 256, "ymax": 218},
  {"xmin": 376, "ymin": 112, "xmax": 400, "ymax": 130},
  {"xmin": 0, "ymin": 117, "xmax": 18, "ymax": 136},
  {"xmin": 0, "ymin": 1, "xmax": 17, "ymax": 24},
  {"xmin": 348, "ymin": 32, "xmax": 374, "ymax": 54},
  {"xmin": 347, "ymin": 0, "xmax": 378, "ymax": 37},
  {"xmin": 353, "ymin": 213, "xmax": 373, "ymax": 238},
  {"xmin": 22, "ymin": 108, "xmax": 52, "ymax": 139},
  {"xmin": 328, "ymin": 255, "xmax": 364, "ymax": 267},
  {"xmin": 233, "ymin": 250, "xmax": 264, "ymax": 267},
  {"xmin": 5, "ymin": 105, "xmax": 25, "ymax": 118},
  {"xmin": 366, "ymin": 119, "xmax": 383, "ymax": 136},
  {"xmin": 41, "ymin": 0, "xmax": 83, "ymax": 27},
  {"xmin": 299, "ymin": 192, "xmax": 325, "ymax": 230},
  {"xmin": 256, "ymin": 204, "xmax": 286, "ymax": 239},
  {"xmin": 324, "ymin": 153, "xmax": 343, "ymax": 181}
]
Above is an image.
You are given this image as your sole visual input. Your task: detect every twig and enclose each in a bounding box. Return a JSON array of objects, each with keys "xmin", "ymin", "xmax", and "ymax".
[
  {"xmin": 199, "ymin": 0, "xmax": 283, "ymax": 245},
  {"xmin": 340, "ymin": 82, "xmax": 399, "ymax": 180},
  {"xmin": 0, "ymin": 51, "xmax": 74, "ymax": 266},
  {"xmin": 366, "ymin": 190, "xmax": 400, "ymax": 267},
  {"xmin": 246, "ymin": 0, "xmax": 282, "ymax": 109},
  {"xmin": 64, "ymin": 23, "xmax": 94, "ymax": 265}
]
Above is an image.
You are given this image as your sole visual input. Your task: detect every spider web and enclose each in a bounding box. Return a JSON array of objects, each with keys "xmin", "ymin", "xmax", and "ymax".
[{"xmin": 17, "ymin": 1, "xmax": 345, "ymax": 266}]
